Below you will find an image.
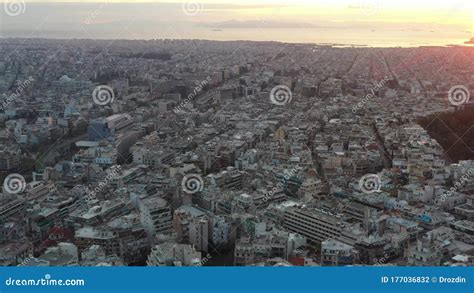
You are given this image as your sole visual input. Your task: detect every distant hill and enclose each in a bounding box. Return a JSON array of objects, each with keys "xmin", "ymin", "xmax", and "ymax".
[
  {"xmin": 419, "ymin": 107, "xmax": 474, "ymax": 162},
  {"xmin": 464, "ymin": 38, "xmax": 474, "ymax": 45}
]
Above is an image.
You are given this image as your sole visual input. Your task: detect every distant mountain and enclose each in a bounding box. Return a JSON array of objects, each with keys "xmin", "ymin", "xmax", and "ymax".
[{"xmin": 465, "ymin": 38, "xmax": 474, "ymax": 44}]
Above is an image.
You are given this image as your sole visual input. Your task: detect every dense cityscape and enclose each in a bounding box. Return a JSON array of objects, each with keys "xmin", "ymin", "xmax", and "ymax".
[{"xmin": 1, "ymin": 37, "xmax": 474, "ymax": 267}]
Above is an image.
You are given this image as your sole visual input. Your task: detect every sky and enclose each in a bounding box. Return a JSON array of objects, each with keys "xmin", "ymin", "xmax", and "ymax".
[{"xmin": 0, "ymin": 0, "xmax": 473, "ymax": 46}]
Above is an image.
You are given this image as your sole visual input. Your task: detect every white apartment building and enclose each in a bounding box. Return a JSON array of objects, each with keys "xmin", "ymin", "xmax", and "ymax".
[
  {"xmin": 283, "ymin": 207, "xmax": 345, "ymax": 243},
  {"xmin": 139, "ymin": 196, "xmax": 173, "ymax": 237},
  {"xmin": 147, "ymin": 243, "xmax": 201, "ymax": 266}
]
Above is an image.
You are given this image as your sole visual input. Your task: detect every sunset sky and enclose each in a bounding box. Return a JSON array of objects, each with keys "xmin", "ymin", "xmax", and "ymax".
[
  {"xmin": 8, "ymin": 1, "xmax": 473, "ymax": 28},
  {"xmin": 1, "ymin": 1, "xmax": 473, "ymax": 46}
]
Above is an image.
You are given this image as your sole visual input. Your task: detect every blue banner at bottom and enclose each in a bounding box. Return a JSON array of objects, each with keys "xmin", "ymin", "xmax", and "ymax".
[{"xmin": 0, "ymin": 267, "xmax": 472, "ymax": 293}]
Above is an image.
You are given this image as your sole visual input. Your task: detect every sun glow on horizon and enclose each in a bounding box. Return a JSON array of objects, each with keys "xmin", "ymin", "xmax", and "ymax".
[
  {"xmin": 2, "ymin": 0, "xmax": 473, "ymax": 45},
  {"xmin": 55, "ymin": 0, "xmax": 472, "ymax": 30}
]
